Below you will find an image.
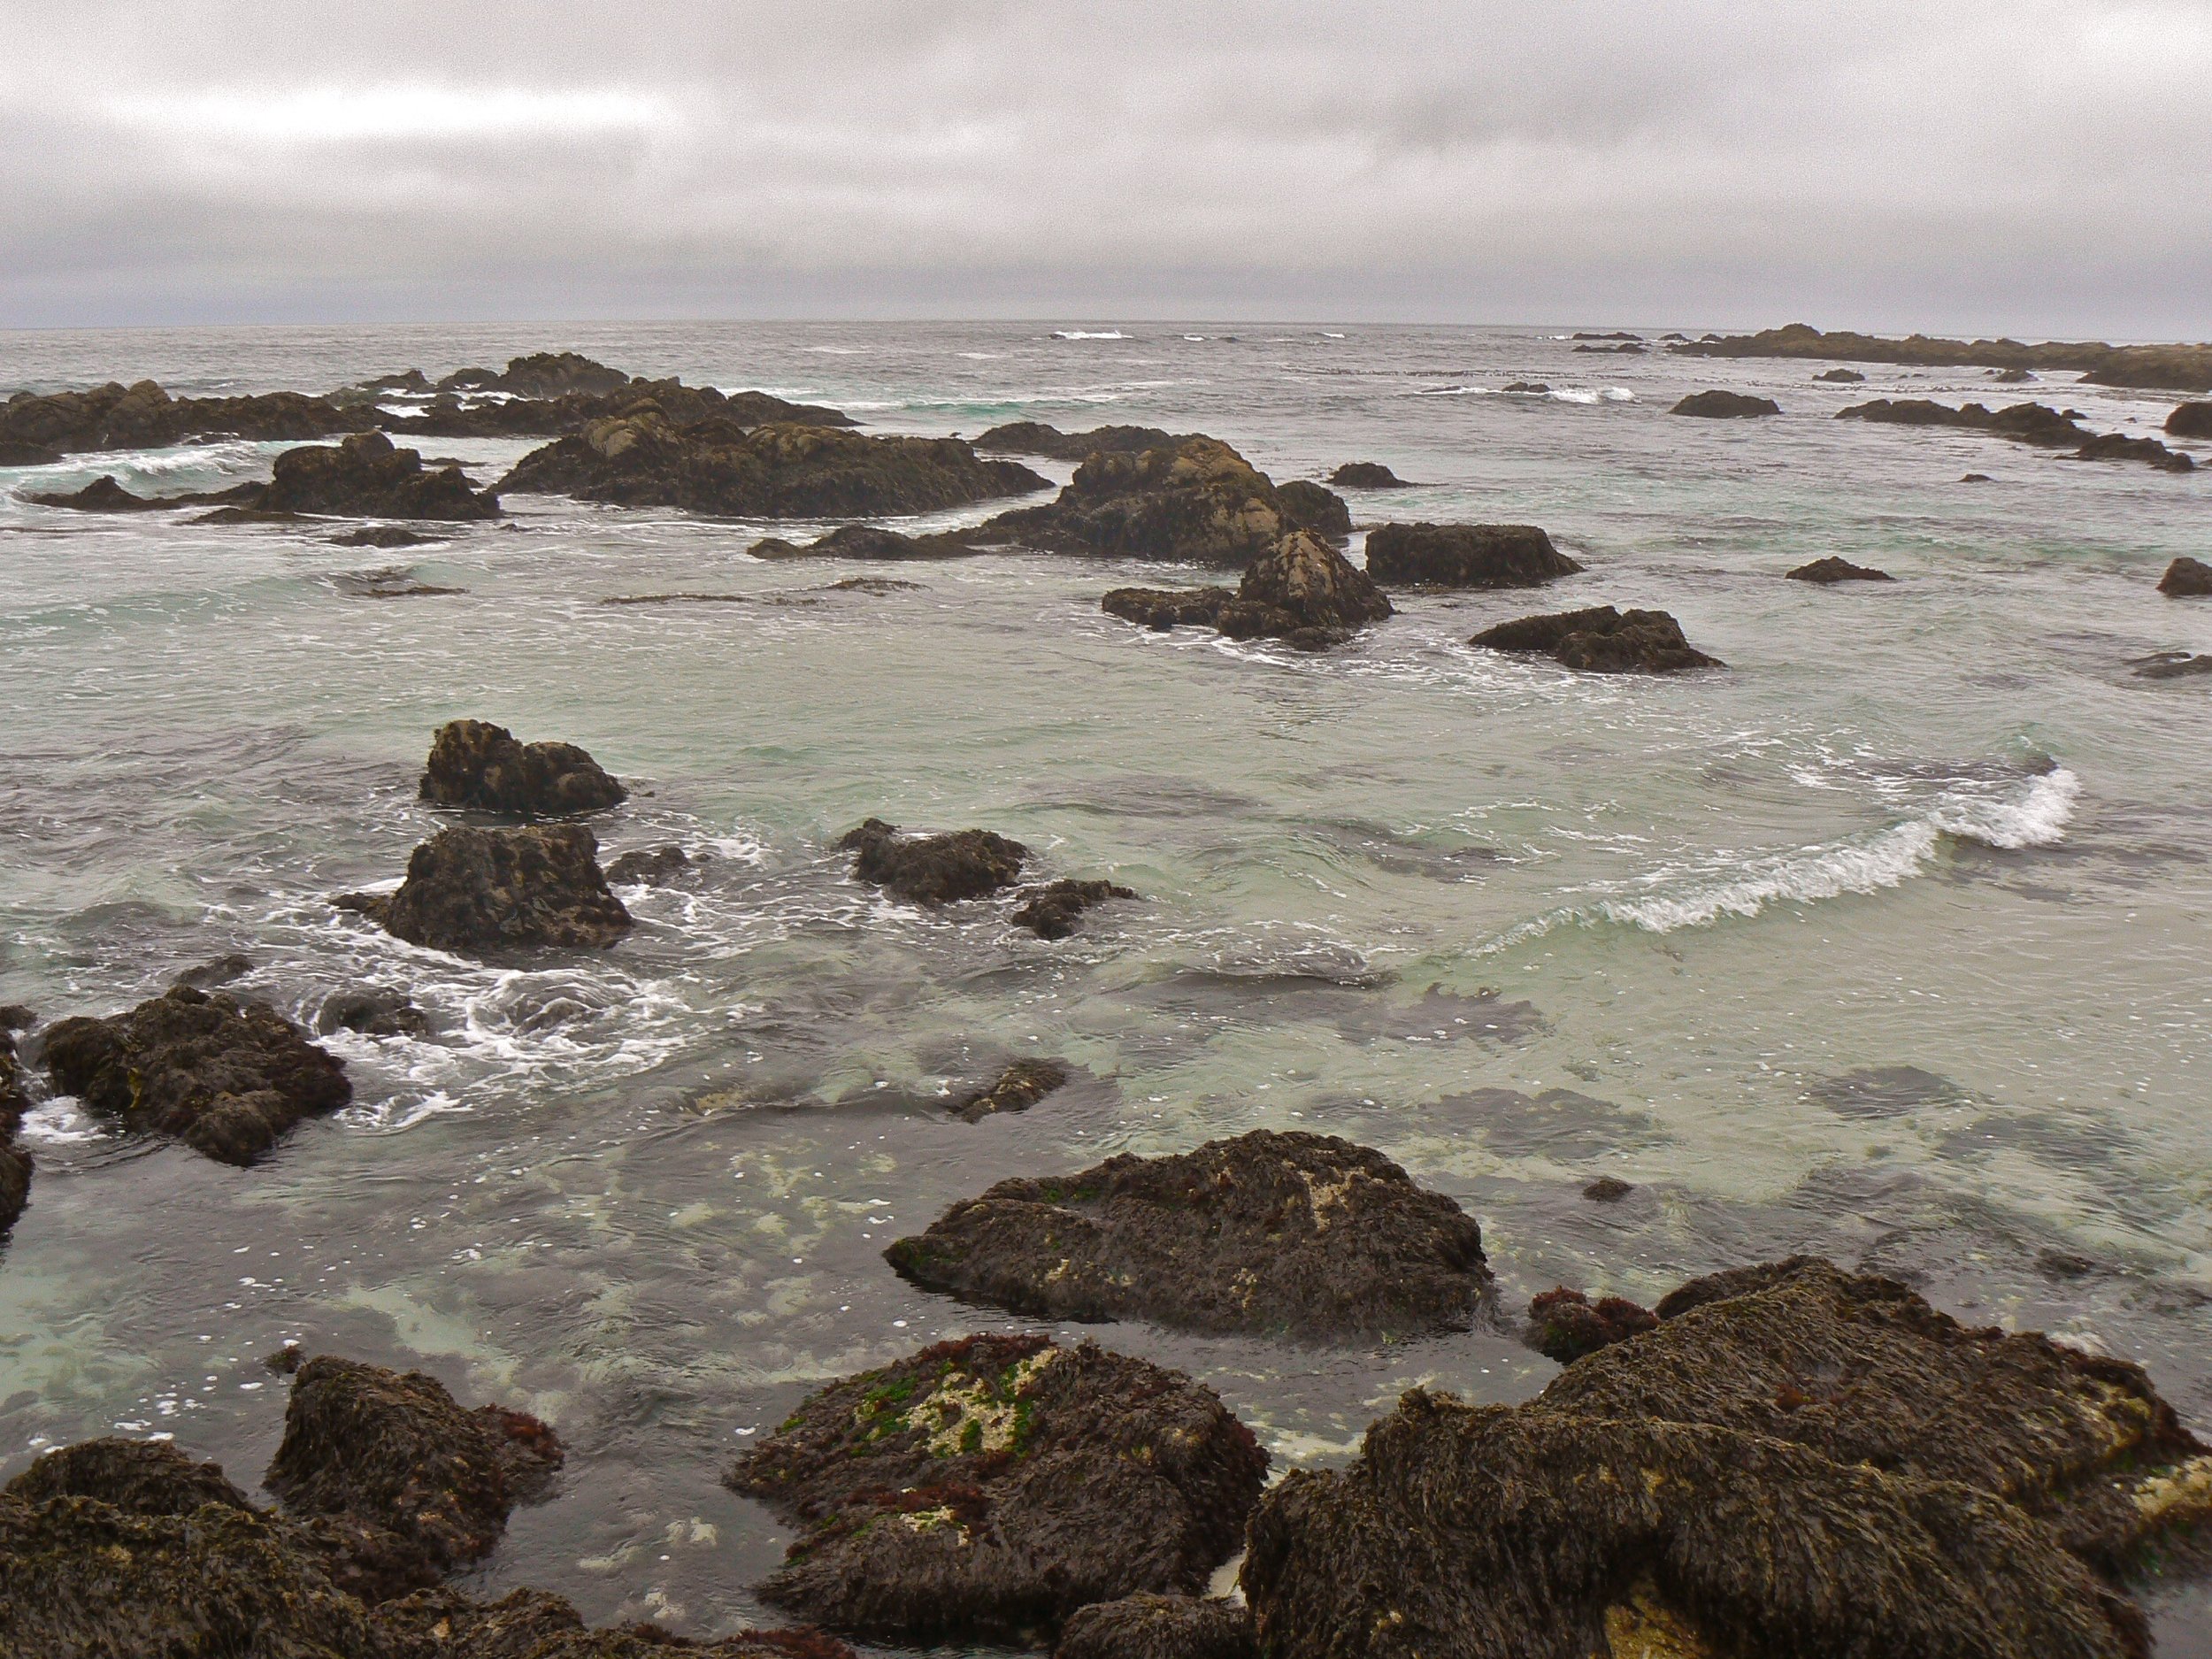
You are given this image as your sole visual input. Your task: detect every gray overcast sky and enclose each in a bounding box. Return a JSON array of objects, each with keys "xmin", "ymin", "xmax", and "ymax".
[{"xmin": 4, "ymin": 0, "xmax": 2208, "ymax": 335}]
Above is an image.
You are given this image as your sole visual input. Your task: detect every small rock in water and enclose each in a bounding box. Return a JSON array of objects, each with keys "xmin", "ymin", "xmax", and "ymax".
[
  {"xmin": 326, "ymin": 524, "xmax": 436, "ymax": 548},
  {"xmin": 1471, "ymin": 604, "xmax": 1723, "ymax": 674},
  {"xmin": 2156, "ymin": 556, "xmax": 2212, "ymax": 596},
  {"xmin": 840, "ymin": 818, "xmax": 1028, "ymax": 905},
  {"xmin": 1787, "ymin": 556, "xmax": 1894, "ymax": 584},
  {"xmin": 951, "ymin": 1058, "xmax": 1070, "ymax": 1122},
  {"xmin": 1815, "ymin": 367, "xmax": 1868, "ymax": 382},
  {"xmin": 1525, "ymin": 1286, "xmax": 1658, "ymax": 1363},
  {"xmin": 1327, "ymin": 460, "xmax": 1408, "ymax": 488},
  {"xmin": 2131, "ymin": 650, "xmax": 2212, "ymax": 680},
  {"xmin": 265, "ymin": 1341, "xmax": 304, "ymax": 1374},
  {"xmin": 749, "ymin": 522, "xmax": 977, "ymax": 561},
  {"xmin": 1275, "ymin": 478, "xmax": 1351, "ymax": 540},
  {"xmin": 2165, "ymin": 400, "xmax": 2212, "ymax": 440},
  {"xmin": 1961, "ymin": 472, "xmax": 1995, "ymax": 482},
  {"xmin": 328, "ymin": 565, "xmax": 465, "ymax": 597},
  {"xmin": 1101, "ymin": 585, "xmax": 1237, "ymax": 632},
  {"xmin": 1581, "ymin": 1175, "xmax": 1635, "ymax": 1202},
  {"xmin": 315, "ymin": 988, "xmax": 430, "ymax": 1038},
  {"xmin": 1502, "ymin": 380, "xmax": 1550, "ymax": 393},
  {"xmin": 1011, "ymin": 878, "xmax": 1138, "ymax": 939},
  {"xmin": 419, "ymin": 718, "xmax": 626, "ymax": 817},
  {"xmin": 379, "ymin": 824, "xmax": 633, "ymax": 955},
  {"xmin": 172, "ymin": 951, "xmax": 253, "ymax": 989},
  {"xmin": 603, "ymin": 844, "xmax": 696, "ymax": 886},
  {"xmin": 1672, "ymin": 389, "xmax": 1782, "ymax": 418},
  {"xmin": 1364, "ymin": 522, "xmax": 1583, "ymax": 588}
]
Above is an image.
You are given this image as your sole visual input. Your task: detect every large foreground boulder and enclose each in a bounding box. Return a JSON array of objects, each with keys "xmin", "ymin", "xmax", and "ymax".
[
  {"xmin": 726, "ymin": 1334, "xmax": 1267, "ymax": 1645},
  {"xmin": 496, "ymin": 416, "xmax": 1046, "ymax": 517},
  {"xmin": 41, "ymin": 985, "xmax": 351, "ymax": 1164},
  {"xmin": 1364, "ymin": 522, "xmax": 1583, "ymax": 588},
  {"xmin": 1471, "ymin": 605, "xmax": 1723, "ymax": 673},
  {"xmin": 2158, "ymin": 556, "xmax": 2212, "ymax": 596},
  {"xmin": 972, "ymin": 437, "xmax": 1298, "ymax": 566},
  {"xmin": 886, "ymin": 1130, "xmax": 1493, "ymax": 1340},
  {"xmin": 840, "ymin": 818, "xmax": 1029, "ymax": 904},
  {"xmin": 975, "ymin": 421, "xmax": 1194, "ymax": 460},
  {"xmin": 366, "ymin": 825, "xmax": 633, "ymax": 954},
  {"xmin": 1673, "ymin": 389, "xmax": 1780, "ymax": 418},
  {"xmin": 419, "ymin": 718, "xmax": 626, "ymax": 816},
  {"xmin": 1101, "ymin": 530, "xmax": 1392, "ymax": 652}
]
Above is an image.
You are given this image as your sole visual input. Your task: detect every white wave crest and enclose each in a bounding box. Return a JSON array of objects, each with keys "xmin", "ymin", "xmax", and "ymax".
[
  {"xmin": 1055, "ymin": 329, "xmax": 1128, "ymax": 340},
  {"xmin": 1930, "ymin": 766, "xmax": 2079, "ymax": 849}
]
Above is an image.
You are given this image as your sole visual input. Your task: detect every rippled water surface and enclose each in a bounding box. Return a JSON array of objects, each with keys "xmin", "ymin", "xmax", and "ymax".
[{"xmin": 3, "ymin": 321, "xmax": 2210, "ymax": 1648}]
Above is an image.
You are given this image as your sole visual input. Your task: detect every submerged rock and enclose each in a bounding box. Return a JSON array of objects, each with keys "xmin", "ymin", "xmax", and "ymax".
[
  {"xmin": 497, "ymin": 417, "xmax": 1046, "ymax": 518},
  {"xmin": 886, "ymin": 1129, "xmax": 1493, "ymax": 1340},
  {"xmin": 1101, "ymin": 586, "xmax": 1237, "ymax": 631},
  {"xmin": 316, "ymin": 988, "xmax": 431, "ymax": 1039},
  {"xmin": 972, "ymin": 437, "xmax": 1300, "ymax": 567},
  {"xmin": 748, "ymin": 523, "xmax": 977, "ymax": 561},
  {"xmin": 975, "ymin": 420, "xmax": 1194, "ymax": 460},
  {"xmin": 1672, "ymin": 389, "xmax": 1780, "ymax": 418},
  {"xmin": 1581, "ymin": 1175, "xmax": 1634, "ymax": 1202},
  {"xmin": 2167, "ymin": 401, "xmax": 2212, "ymax": 440},
  {"xmin": 2132, "ymin": 651, "xmax": 2212, "ymax": 680},
  {"xmin": 1056, "ymin": 1594, "xmax": 1256, "ymax": 1659},
  {"xmin": 1327, "ymin": 461, "xmax": 1407, "ymax": 488},
  {"xmin": 1471, "ymin": 605, "xmax": 1723, "ymax": 674},
  {"xmin": 1815, "ymin": 367, "xmax": 1867, "ymax": 382},
  {"xmin": 1787, "ymin": 555, "xmax": 1894, "ymax": 584},
  {"xmin": 726, "ymin": 1333, "xmax": 1267, "ymax": 1645},
  {"xmin": 419, "ymin": 718, "xmax": 626, "ymax": 817},
  {"xmin": 2158, "ymin": 556, "xmax": 2212, "ymax": 596},
  {"xmin": 840, "ymin": 818, "xmax": 1029, "ymax": 905},
  {"xmin": 1523, "ymin": 1286, "xmax": 1656, "ymax": 1363},
  {"xmin": 1364, "ymin": 522, "xmax": 1582, "ymax": 588},
  {"xmin": 371, "ymin": 825, "xmax": 631, "ymax": 954},
  {"xmin": 951, "ymin": 1059, "xmax": 1070, "ymax": 1123},
  {"xmin": 1011, "ymin": 879, "xmax": 1138, "ymax": 939},
  {"xmin": 42, "ymin": 985, "xmax": 351, "ymax": 1164},
  {"xmin": 173, "ymin": 951, "xmax": 252, "ymax": 989},
  {"xmin": 604, "ymin": 844, "xmax": 697, "ymax": 886},
  {"xmin": 329, "ymin": 524, "xmax": 438, "ymax": 549}
]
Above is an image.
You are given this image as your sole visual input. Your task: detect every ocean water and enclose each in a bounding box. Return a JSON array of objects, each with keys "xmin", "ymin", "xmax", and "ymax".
[{"xmin": 1, "ymin": 320, "xmax": 2208, "ymax": 1649}]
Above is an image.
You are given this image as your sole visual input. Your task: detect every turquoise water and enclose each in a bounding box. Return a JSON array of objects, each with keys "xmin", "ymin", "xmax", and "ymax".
[{"xmin": 2, "ymin": 321, "xmax": 2208, "ymax": 1647}]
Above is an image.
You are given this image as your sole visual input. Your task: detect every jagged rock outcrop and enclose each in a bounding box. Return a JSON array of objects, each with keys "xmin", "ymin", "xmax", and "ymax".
[
  {"xmin": 1471, "ymin": 605, "xmax": 1723, "ymax": 673},
  {"xmin": 952, "ymin": 1059, "xmax": 1070, "ymax": 1123},
  {"xmin": 382, "ymin": 379, "xmax": 855, "ymax": 442},
  {"xmin": 1523, "ymin": 1286, "xmax": 1656, "ymax": 1363},
  {"xmin": 840, "ymin": 818, "xmax": 1029, "ymax": 904},
  {"xmin": 726, "ymin": 1334, "xmax": 1268, "ymax": 1645},
  {"xmin": 419, "ymin": 718, "xmax": 626, "ymax": 817},
  {"xmin": 1364, "ymin": 523, "xmax": 1582, "ymax": 588},
  {"xmin": 971, "ymin": 437, "xmax": 1298, "ymax": 566},
  {"xmin": 886, "ymin": 1130, "xmax": 1493, "ymax": 1340},
  {"xmin": 2158, "ymin": 556, "xmax": 2212, "ymax": 596},
  {"xmin": 975, "ymin": 421, "xmax": 1194, "ymax": 459},
  {"xmin": 26, "ymin": 433, "xmax": 503, "ymax": 520},
  {"xmin": 358, "ymin": 825, "xmax": 633, "ymax": 954},
  {"xmin": 23, "ymin": 474, "xmax": 177, "ymax": 511},
  {"xmin": 496, "ymin": 417, "xmax": 1045, "ymax": 517},
  {"xmin": 434, "ymin": 351, "xmax": 632, "ymax": 396},
  {"xmin": 41, "ymin": 985, "xmax": 351, "ymax": 1164},
  {"xmin": 1102, "ymin": 532, "xmax": 1392, "ymax": 652},
  {"xmin": 748, "ymin": 523, "xmax": 977, "ymax": 561},
  {"xmin": 1787, "ymin": 556, "xmax": 1894, "ymax": 583},
  {"xmin": 1672, "ymin": 390, "xmax": 1780, "ymax": 418},
  {"xmin": 1011, "ymin": 879, "xmax": 1138, "ymax": 939},
  {"xmin": 2167, "ymin": 401, "xmax": 2212, "ymax": 440},
  {"xmin": 1327, "ymin": 461, "xmax": 1407, "ymax": 488}
]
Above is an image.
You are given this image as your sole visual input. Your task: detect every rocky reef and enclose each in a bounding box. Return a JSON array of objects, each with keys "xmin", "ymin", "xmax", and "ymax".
[
  {"xmin": 1364, "ymin": 522, "xmax": 1583, "ymax": 588},
  {"xmin": 1787, "ymin": 556, "xmax": 1893, "ymax": 583},
  {"xmin": 726, "ymin": 1333, "xmax": 1267, "ymax": 1645},
  {"xmin": 354, "ymin": 826, "xmax": 634, "ymax": 954},
  {"xmin": 951, "ymin": 1058, "xmax": 1070, "ymax": 1122},
  {"xmin": 41, "ymin": 985, "xmax": 351, "ymax": 1164},
  {"xmin": 1327, "ymin": 461, "xmax": 1408, "ymax": 488},
  {"xmin": 748, "ymin": 523, "xmax": 978, "ymax": 561},
  {"xmin": 0, "ymin": 1014, "xmax": 29, "ymax": 1239},
  {"xmin": 1672, "ymin": 390, "xmax": 1780, "ymax": 418},
  {"xmin": 1838, "ymin": 398, "xmax": 2195, "ymax": 471},
  {"xmin": 1471, "ymin": 605, "xmax": 1723, "ymax": 673},
  {"xmin": 1674, "ymin": 321, "xmax": 2212, "ymax": 393},
  {"xmin": 0, "ymin": 379, "xmax": 370, "ymax": 464},
  {"xmin": 840, "ymin": 818, "xmax": 1029, "ymax": 905},
  {"xmin": 886, "ymin": 1130, "xmax": 1493, "ymax": 1340},
  {"xmin": 419, "ymin": 719, "xmax": 626, "ymax": 817},
  {"xmin": 26, "ymin": 432, "xmax": 503, "ymax": 520},
  {"xmin": 974, "ymin": 421, "xmax": 1194, "ymax": 460},
  {"xmin": 971, "ymin": 437, "xmax": 1301, "ymax": 566},
  {"xmin": 1101, "ymin": 530, "xmax": 1392, "ymax": 651}
]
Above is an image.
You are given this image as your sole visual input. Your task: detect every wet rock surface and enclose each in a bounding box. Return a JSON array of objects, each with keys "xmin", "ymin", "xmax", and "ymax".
[
  {"xmin": 5, "ymin": 1437, "xmax": 253, "ymax": 1516},
  {"xmin": 1056, "ymin": 1594, "xmax": 1256, "ymax": 1659},
  {"xmin": 1101, "ymin": 586, "xmax": 1237, "ymax": 631},
  {"xmin": 1839, "ymin": 398, "xmax": 2195, "ymax": 471},
  {"xmin": 1364, "ymin": 522, "xmax": 1583, "ymax": 588},
  {"xmin": 840, "ymin": 818, "xmax": 1029, "ymax": 905},
  {"xmin": 497, "ymin": 417, "xmax": 1045, "ymax": 518},
  {"xmin": 1674, "ymin": 321, "xmax": 2212, "ymax": 393},
  {"xmin": 1102, "ymin": 531, "xmax": 1393, "ymax": 652},
  {"xmin": 2159, "ymin": 557, "xmax": 2212, "ymax": 596},
  {"xmin": 0, "ymin": 378, "xmax": 368, "ymax": 462},
  {"xmin": 975, "ymin": 421, "xmax": 1193, "ymax": 459},
  {"xmin": 1471, "ymin": 605, "xmax": 1723, "ymax": 673},
  {"xmin": 0, "ymin": 1020, "xmax": 27, "ymax": 1239},
  {"xmin": 2167, "ymin": 401, "xmax": 2212, "ymax": 440},
  {"xmin": 365, "ymin": 825, "xmax": 632, "ymax": 955},
  {"xmin": 24, "ymin": 474, "xmax": 178, "ymax": 511},
  {"xmin": 1327, "ymin": 461, "xmax": 1407, "ymax": 488},
  {"xmin": 1273, "ymin": 479, "xmax": 1350, "ymax": 540},
  {"xmin": 973, "ymin": 437, "xmax": 1299, "ymax": 567},
  {"xmin": 951, "ymin": 1059, "xmax": 1071, "ymax": 1123},
  {"xmin": 1672, "ymin": 389, "xmax": 1781, "ymax": 418},
  {"xmin": 382, "ymin": 379, "xmax": 854, "ymax": 442},
  {"xmin": 41, "ymin": 985, "xmax": 351, "ymax": 1164},
  {"xmin": 317, "ymin": 988, "xmax": 432, "ymax": 1038},
  {"xmin": 330, "ymin": 524, "xmax": 441, "ymax": 548},
  {"xmin": 419, "ymin": 718, "xmax": 627, "ymax": 817},
  {"xmin": 378, "ymin": 1586, "xmax": 857, "ymax": 1656},
  {"xmin": 886, "ymin": 1129, "xmax": 1494, "ymax": 1340},
  {"xmin": 1012, "ymin": 879, "xmax": 1139, "ymax": 939},
  {"xmin": 1788, "ymin": 555, "xmax": 1894, "ymax": 583},
  {"xmin": 604, "ymin": 844, "xmax": 698, "ymax": 886},
  {"xmin": 257, "ymin": 432, "xmax": 505, "ymax": 518},
  {"xmin": 726, "ymin": 1333, "xmax": 1267, "ymax": 1644},
  {"xmin": 434, "ymin": 351, "xmax": 634, "ymax": 397},
  {"xmin": 1815, "ymin": 367, "xmax": 1867, "ymax": 382},
  {"xmin": 1582, "ymin": 1175, "xmax": 1635, "ymax": 1202},
  {"xmin": 2071, "ymin": 432, "xmax": 2195, "ymax": 472},
  {"xmin": 748, "ymin": 523, "xmax": 977, "ymax": 561},
  {"xmin": 1523, "ymin": 1286, "xmax": 1657, "ymax": 1363}
]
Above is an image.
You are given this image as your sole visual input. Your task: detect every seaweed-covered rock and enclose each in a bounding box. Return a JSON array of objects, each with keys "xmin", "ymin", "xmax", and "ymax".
[
  {"xmin": 1100, "ymin": 587, "xmax": 1236, "ymax": 631},
  {"xmin": 1523, "ymin": 1286, "xmax": 1656, "ymax": 1363},
  {"xmin": 1542, "ymin": 1257, "xmax": 2212, "ymax": 1569},
  {"xmin": 2158, "ymin": 556, "xmax": 2212, "ymax": 596},
  {"xmin": 972, "ymin": 438, "xmax": 1296, "ymax": 567},
  {"xmin": 1471, "ymin": 604, "xmax": 1722, "ymax": 674},
  {"xmin": 373, "ymin": 826, "xmax": 633, "ymax": 954},
  {"xmin": 1327, "ymin": 462, "xmax": 1407, "ymax": 488},
  {"xmin": 1056, "ymin": 1594, "xmax": 1256, "ymax": 1659},
  {"xmin": 1787, "ymin": 555, "xmax": 1894, "ymax": 583},
  {"xmin": 331, "ymin": 524, "xmax": 438, "ymax": 549},
  {"xmin": 975, "ymin": 421, "xmax": 1193, "ymax": 460},
  {"xmin": 726, "ymin": 1334, "xmax": 1267, "ymax": 1645},
  {"xmin": 419, "ymin": 718, "xmax": 626, "ymax": 817},
  {"xmin": 496, "ymin": 417, "xmax": 1045, "ymax": 518},
  {"xmin": 1212, "ymin": 529, "xmax": 1393, "ymax": 650},
  {"xmin": 381, "ymin": 380, "xmax": 853, "ymax": 442},
  {"xmin": 257, "ymin": 432, "xmax": 503, "ymax": 518},
  {"xmin": 2167, "ymin": 401, "xmax": 2212, "ymax": 440},
  {"xmin": 376, "ymin": 1585, "xmax": 856, "ymax": 1657},
  {"xmin": 748, "ymin": 523, "xmax": 977, "ymax": 561},
  {"xmin": 265, "ymin": 1356, "xmax": 563, "ymax": 1595},
  {"xmin": 4, "ymin": 1438, "xmax": 254, "ymax": 1517},
  {"xmin": 886, "ymin": 1130, "xmax": 1492, "ymax": 1340},
  {"xmin": 952, "ymin": 1059, "xmax": 1070, "ymax": 1123},
  {"xmin": 1273, "ymin": 480, "xmax": 1350, "ymax": 541},
  {"xmin": 1012, "ymin": 879, "xmax": 1138, "ymax": 940},
  {"xmin": 840, "ymin": 818, "xmax": 1028, "ymax": 905},
  {"xmin": 41, "ymin": 985, "xmax": 351, "ymax": 1164},
  {"xmin": 1364, "ymin": 522, "xmax": 1582, "ymax": 588},
  {"xmin": 1581, "ymin": 1175, "xmax": 1634, "ymax": 1202},
  {"xmin": 1240, "ymin": 1391, "xmax": 2147, "ymax": 1659}
]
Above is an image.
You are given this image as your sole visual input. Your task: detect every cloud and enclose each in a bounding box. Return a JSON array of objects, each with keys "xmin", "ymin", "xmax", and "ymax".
[{"xmin": 1, "ymin": 0, "xmax": 2208, "ymax": 332}]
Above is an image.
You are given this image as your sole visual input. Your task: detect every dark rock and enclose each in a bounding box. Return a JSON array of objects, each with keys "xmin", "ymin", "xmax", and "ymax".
[
  {"xmin": 823, "ymin": 575, "xmax": 922, "ymax": 594},
  {"xmin": 886, "ymin": 1129, "xmax": 1493, "ymax": 1340},
  {"xmin": 265, "ymin": 1355, "xmax": 563, "ymax": 1596},
  {"xmin": 1574, "ymin": 342, "xmax": 1645, "ymax": 354},
  {"xmin": 1364, "ymin": 522, "xmax": 1582, "ymax": 588},
  {"xmin": 4, "ymin": 1438, "xmax": 253, "ymax": 1517},
  {"xmin": 1671, "ymin": 321, "xmax": 2212, "ymax": 394},
  {"xmin": 839, "ymin": 818, "xmax": 1028, "ymax": 905},
  {"xmin": 951, "ymin": 1059, "xmax": 1070, "ymax": 1123},
  {"xmin": 267, "ymin": 1342, "xmax": 305, "ymax": 1374},
  {"xmin": 1211, "ymin": 529, "xmax": 1393, "ymax": 650},
  {"xmin": 316, "ymin": 989, "xmax": 431, "ymax": 1039},
  {"xmin": 2158, "ymin": 556, "xmax": 2212, "ymax": 596},
  {"xmin": 376, "ymin": 1585, "xmax": 857, "ymax": 1657},
  {"xmin": 0, "ymin": 1023, "xmax": 27, "ymax": 1237},
  {"xmin": 42, "ymin": 985, "xmax": 350, "ymax": 1164},
  {"xmin": 1787, "ymin": 556, "xmax": 1894, "ymax": 584},
  {"xmin": 435, "ymin": 351, "xmax": 633, "ymax": 397},
  {"xmin": 1572, "ymin": 332, "xmax": 1642, "ymax": 342},
  {"xmin": 1274, "ymin": 479, "xmax": 1350, "ymax": 540},
  {"xmin": 1471, "ymin": 605, "xmax": 1723, "ymax": 674},
  {"xmin": 1962, "ymin": 472, "xmax": 1994, "ymax": 482},
  {"xmin": 2167, "ymin": 401, "xmax": 2212, "ymax": 440},
  {"xmin": 329, "ymin": 525, "xmax": 436, "ymax": 548},
  {"xmin": 173, "ymin": 951, "xmax": 253, "ymax": 989},
  {"xmin": 1100, "ymin": 587, "xmax": 1236, "ymax": 631},
  {"xmin": 2070, "ymin": 432, "xmax": 2194, "ymax": 472},
  {"xmin": 976, "ymin": 421, "xmax": 1194, "ymax": 460},
  {"xmin": 496, "ymin": 417, "xmax": 1045, "ymax": 518},
  {"xmin": 378, "ymin": 826, "xmax": 633, "ymax": 954},
  {"xmin": 1672, "ymin": 389, "xmax": 1780, "ymax": 418},
  {"xmin": 749, "ymin": 523, "xmax": 977, "ymax": 561},
  {"xmin": 382, "ymin": 380, "xmax": 854, "ymax": 442},
  {"xmin": 1011, "ymin": 879, "xmax": 1138, "ymax": 940},
  {"xmin": 24, "ymin": 473, "xmax": 170, "ymax": 511},
  {"xmin": 1837, "ymin": 397, "xmax": 2190, "ymax": 468},
  {"xmin": 0, "ymin": 378, "xmax": 369, "ymax": 460},
  {"xmin": 726, "ymin": 1333, "xmax": 1267, "ymax": 1645},
  {"xmin": 189, "ymin": 504, "xmax": 313, "ymax": 526},
  {"xmin": 604, "ymin": 845, "xmax": 695, "ymax": 886},
  {"xmin": 1581, "ymin": 1175, "xmax": 1633, "ymax": 1202},
  {"xmin": 2132, "ymin": 651, "xmax": 2212, "ymax": 680},
  {"xmin": 1240, "ymin": 1389, "xmax": 2147, "ymax": 1659},
  {"xmin": 331, "ymin": 567, "xmax": 466, "ymax": 598},
  {"xmin": 419, "ymin": 718, "xmax": 626, "ymax": 817},
  {"xmin": 971, "ymin": 437, "xmax": 1300, "ymax": 567},
  {"xmin": 1524, "ymin": 1286, "xmax": 1657, "ymax": 1363},
  {"xmin": 257, "ymin": 432, "xmax": 503, "ymax": 518},
  {"xmin": 1993, "ymin": 367, "xmax": 2038, "ymax": 383},
  {"xmin": 1056, "ymin": 1594, "xmax": 1256, "ymax": 1659},
  {"xmin": 0, "ymin": 438, "xmax": 59, "ymax": 465},
  {"xmin": 1815, "ymin": 368, "xmax": 1867, "ymax": 382},
  {"xmin": 1501, "ymin": 381, "xmax": 1549, "ymax": 394},
  {"xmin": 357, "ymin": 368, "xmax": 432, "ymax": 394},
  {"xmin": 1327, "ymin": 462, "xmax": 1408, "ymax": 488}
]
